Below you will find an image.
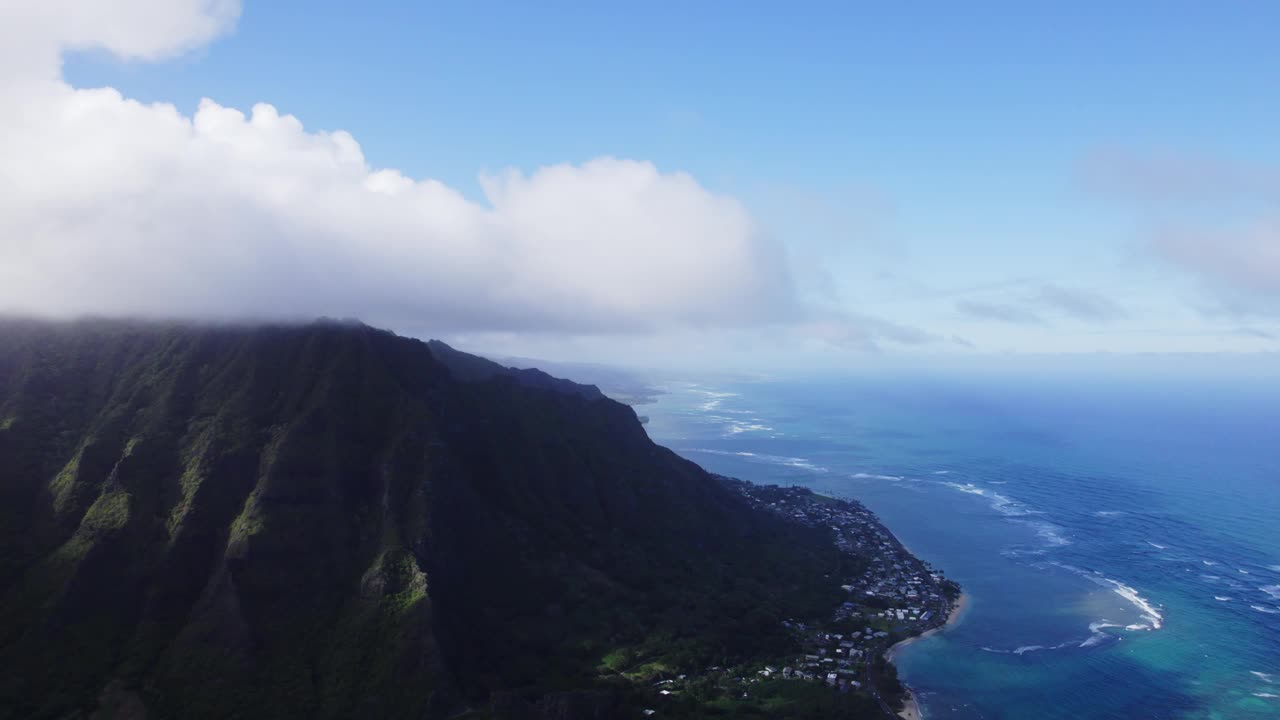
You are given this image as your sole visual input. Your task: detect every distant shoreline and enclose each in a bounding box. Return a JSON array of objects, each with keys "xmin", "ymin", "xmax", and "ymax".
[{"xmin": 886, "ymin": 593, "xmax": 970, "ymax": 719}]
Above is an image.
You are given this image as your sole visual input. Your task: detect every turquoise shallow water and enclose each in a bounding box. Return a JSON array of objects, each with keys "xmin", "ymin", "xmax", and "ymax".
[{"xmin": 642, "ymin": 371, "xmax": 1280, "ymax": 719}]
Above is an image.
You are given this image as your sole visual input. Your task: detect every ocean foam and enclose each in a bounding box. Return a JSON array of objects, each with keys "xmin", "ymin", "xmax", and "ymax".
[
  {"xmin": 1094, "ymin": 510, "xmax": 1125, "ymax": 517},
  {"xmin": 1106, "ymin": 580, "xmax": 1164, "ymax": 630},
  {"xmin": 1020, "ymin": 520, "xmax": 1071, "ymax": 547},
  {"xmin": 934, "ymin": 482, "xmax": 1071, "ymax": 549},
  {"xmin": 725, "ymin": 421, "xmax": 773, "ymax": 435},
  {"xmin": 932, "ymin": 470, "xmax": 953, "ymax": 475},
  {"xmin": 937, "ymin": 481, "xmax": 1035, "ymax": 518},
  {"xmin": 1261, "ymin": 585, "xmax": 1280, "ymax": 601},
  {"xmin": 1081, "ymin": 621, "xmax": 1122, "ymax": 648},
  {"xmin": 1055, "ymin": 564, "xmax": 1164, "ymax": 631},
  {"xmin": 1254, "ymin": 693, "xmax": 1278, "ymax": 699},
  {"xmin": 852, "ymin": 472, "xmax": 905, "ymax": 481},
  {"xmin": 686, "ymin": 448, "xmax": 827, "ymax": 473},
  {"xmin": 691, "ymin": 389, "xmax": 738, "ymax": 412},
  {"xmin": 1251, "ymin": 605, "xmax": 1280, "ymax": 615},
  {"xmin": 987, "ymin": 639, "xmax": 1085, "ymax": 654},
  {"xmin": 1147, "ymin": 541, "xmax": 1168, "ymax": 550},
  {"xmin": 780, "ymin": 458, "xmax": 828, "ymax": 473},
  {"xmin": 1215, "ymin": 596, "xmax": 1233, "ymax": 602},
  {"xmin": 1252, "ymin": 671, "xmax": 1274, "ymax": 683}
]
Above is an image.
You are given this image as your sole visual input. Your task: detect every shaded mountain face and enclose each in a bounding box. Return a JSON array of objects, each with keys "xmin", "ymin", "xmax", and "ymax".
[
  {"xmin": 424, "ymin": 339, "xmax": 605, "ymax": 401},
  {"xmin": 0, "ymin": 319, "xmax": 847, "ymax": 720}
]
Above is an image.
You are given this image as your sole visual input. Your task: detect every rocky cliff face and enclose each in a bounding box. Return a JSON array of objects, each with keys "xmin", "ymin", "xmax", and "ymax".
[{"xmin": 0, "ymin": 318, "xmax": 846, "ymax": 720}]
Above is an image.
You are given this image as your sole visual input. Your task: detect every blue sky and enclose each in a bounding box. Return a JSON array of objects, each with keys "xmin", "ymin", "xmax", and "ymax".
[{"xmin": 4, "ymin": 1, "xmax": 1279, "ymax": 365}]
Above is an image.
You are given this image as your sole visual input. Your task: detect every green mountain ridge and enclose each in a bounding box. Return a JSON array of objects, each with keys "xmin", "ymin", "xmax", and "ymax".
[{"xmin": 0, "ymin": 318, "xmax": 858, "ymax": 719}]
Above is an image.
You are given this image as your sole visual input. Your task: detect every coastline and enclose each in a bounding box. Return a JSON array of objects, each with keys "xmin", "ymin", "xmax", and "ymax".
[
  {"xmin": 886, "ymin": 593, "xmax": 970, "ymax": 719},
  {"xmin": 886, "ymin": 592, "xmax": 970, "ymax": 661},
  {"xmin": 727, "ymin": 482, "xmax": 965, "ymax": 717}
]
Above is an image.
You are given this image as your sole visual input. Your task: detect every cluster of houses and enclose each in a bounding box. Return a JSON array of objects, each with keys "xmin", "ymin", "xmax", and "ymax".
[
  {"xmin": 641, "ymin": 479, "xmax": 958, "ymax": 713},
  {"xmin": 734, "ymin": 481, "xmax": 957, "ymax": 688}
]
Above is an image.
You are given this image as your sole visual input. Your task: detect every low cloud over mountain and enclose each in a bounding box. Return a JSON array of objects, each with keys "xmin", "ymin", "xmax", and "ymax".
[{"xmin": 0, "ymin": 1, "xmax": 802, "ymax": 336}]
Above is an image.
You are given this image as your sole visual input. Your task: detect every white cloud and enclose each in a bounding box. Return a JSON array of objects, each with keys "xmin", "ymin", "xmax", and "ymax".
[
  {"xmin": 1155, "ymin": 220, "xmax": 1280, "ymax": 301},
  {"xmin": 0, "ymin": 1, "xmax": 822, "ymax": 337},
  {"xmin": 1084, "ymin": 148, "xmax": 1280, "ymax": 312},
  {"xmin": 2, "ymin": 0, "xmax": 241, "ymax": 86}
]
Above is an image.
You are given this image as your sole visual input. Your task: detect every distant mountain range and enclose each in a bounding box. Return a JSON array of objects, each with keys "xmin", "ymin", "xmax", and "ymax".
[{"xmin": 0, "ymin": 318, "xmax": 865, "ymax": 719}]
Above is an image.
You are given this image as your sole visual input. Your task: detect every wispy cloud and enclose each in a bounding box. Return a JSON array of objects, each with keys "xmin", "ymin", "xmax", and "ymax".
[
  {"xmin": 1083, "ymin": 147, "xmax": 1280, "ymax": 314},
  {"xmin": 1037, "ymin": 284, "xmax": 1125, "ymax": 323},
  {"xmin": 1231, "ymin": 327, "xmax": 1275, "ymax": 340},
  {"xmin": 1082, "ymin": 148, "xmax": 1278, "ymax": 209},
  {"xmin": 1154, "ymin": 221, "xmax": 1280, "ymax": 303},
  {"xmin": 956, "ymin": 300, "xmax": 1045, "ymax": 325}
]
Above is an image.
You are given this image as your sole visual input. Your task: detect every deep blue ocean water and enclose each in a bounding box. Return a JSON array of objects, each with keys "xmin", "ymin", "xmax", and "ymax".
[{"xmin": 641, "ymin": 370, "xmax": 1280, "ymax": 719}]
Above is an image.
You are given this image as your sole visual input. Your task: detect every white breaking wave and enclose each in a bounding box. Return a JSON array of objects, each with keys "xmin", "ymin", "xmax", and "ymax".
[
  {"xmin": 1254, "ymin": 693, "xmax": 1279, "ymax": 699},
  {"xmin": 1081, "ymin": 621, "xmax": 1123, "ymax": 648},
  {"xmin": 685, "ymin": 448, "xmax": 827, "ymax": 473},
  {"xmin": 851, "ymin": 472, "xmax": 905, "ymax": 481},
  {"xmin": 1252, "ymin": 671, "xmax": 1274, "ymax": 683},
  {"xmin": 1147, "ymin": 541, "xmax": 1168, "ymax": 550},
  {"xmin": 693, "ymin": 391, "xmax": 738, "ymax": 412},
  {"xmin": 1019, "ymin": 520, "xmax": 1071, "ymax": 547},
  {"xmin": 725, "ymin": 421, "xmax": 773, "ymax": 435},
  {"xmin": 985, "ymin": 620, "xmax": 1123, "ymax": 654},
  {"xmin": 932, "ymin": 470, "xmax": 953, "ymax": 475},
  {"xmin": 1094, "ymin": 510, "xmax": 1126, "ymax": 517},
  {"xmin": 1203, "ymin": 560, "xmax": 1219, "ymax": 567},
  {"xmin": 937, "ymin": 482, "xmax": 1032, "ymax": 517},
  {"xmin": 778, "ymin": 458, "xmax": 827, "ymax": 472},
  {"xmin": 688, "ymin": 448, "xmax": 763, "ymax": 458},
  {"xmin": 1055, "ymin": 564, "xmax": 1164, "ymax": 631},
  {"xmin": 1106, "ymin": 580, "xmax": 1164, "ymax": 630},
  {"xmin": 1215, "ymin": 596, "xmax": 1233, "ymax": 602},
  {"xmin": 1251, "ymin": 605, "xmax": 1280, "ymax": 615},
  {"xmin": 935, "ymin": 481, "xmax": 1072, "ymax": 548},
  {"xmin": 1270, "ymin": 565, "xmax": 1280, "ymax": 573},
  {"xmin": 1261, "ymin": 585, "xmax": 1280, "ymax": 601},
  {"xmin": 985, "ymin": 637, "xmax": 1093, "ymax": 654}
]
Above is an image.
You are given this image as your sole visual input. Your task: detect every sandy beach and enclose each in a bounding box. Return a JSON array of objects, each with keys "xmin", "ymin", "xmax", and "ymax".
[
  {"xmin": 886, "ymin": 592, "xmax": 970, "ymax": 661},
  {"xmin": 898, "ymin": 692, "xmax": 923, "ymax": 720},
  {"xmin": 886, "ymin": 593, "xmax": 971, "ymax": 718}
]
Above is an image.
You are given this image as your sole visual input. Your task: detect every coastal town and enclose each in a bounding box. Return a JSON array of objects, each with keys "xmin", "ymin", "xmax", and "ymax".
[{"xmin": 645, "ymin": 478, "xmax": 963, "ymax": 718}]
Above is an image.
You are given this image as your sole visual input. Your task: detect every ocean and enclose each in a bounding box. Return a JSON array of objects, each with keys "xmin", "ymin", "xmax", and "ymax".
[{"xmin": 641, "ymin": 368, "xmax": 1280, "ymax": 719}]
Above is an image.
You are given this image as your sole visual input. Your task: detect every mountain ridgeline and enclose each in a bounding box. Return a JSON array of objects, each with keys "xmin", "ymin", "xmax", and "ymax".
[{"xmin": 0, "ymin": 319, "xmax": 859, "ymax": 719}]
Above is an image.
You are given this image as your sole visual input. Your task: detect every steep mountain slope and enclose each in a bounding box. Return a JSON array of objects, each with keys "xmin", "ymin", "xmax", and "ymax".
[
  {"xmin": 0, "ymin": 318, "xmax": 851, "ymax": 720},
  {"xmin": 424, "ymin": 339, "xmax": 605, "ymax": 401}
]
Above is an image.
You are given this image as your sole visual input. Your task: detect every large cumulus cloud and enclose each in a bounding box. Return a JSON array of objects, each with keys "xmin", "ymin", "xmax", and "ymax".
[{"xmin": 0, "ymin": 1, "xmax": 802, "ymax": 335}]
